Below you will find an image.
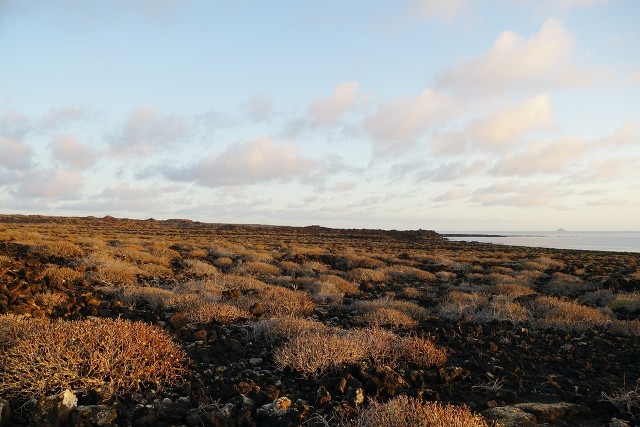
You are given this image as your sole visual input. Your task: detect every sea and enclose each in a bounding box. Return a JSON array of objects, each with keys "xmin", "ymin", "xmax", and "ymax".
[{"xmin": 442, "ymin": 231, "xmax": 640, "ymax": 253}]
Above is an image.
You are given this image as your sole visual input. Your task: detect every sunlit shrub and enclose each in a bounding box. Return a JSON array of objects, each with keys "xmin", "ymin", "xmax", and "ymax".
[
  {"xmin": 351, "ymin": 396, "xmax": 489, "ymax": 427},
  {"xmin": 0, "ymin": 317, "xmax": 187, "ymax": 402}
]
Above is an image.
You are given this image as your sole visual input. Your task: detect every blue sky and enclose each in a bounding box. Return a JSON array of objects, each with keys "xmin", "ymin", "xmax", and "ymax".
[{"xmin": 1, "ymin": 0, "xmax": 639, "ymax": 230}]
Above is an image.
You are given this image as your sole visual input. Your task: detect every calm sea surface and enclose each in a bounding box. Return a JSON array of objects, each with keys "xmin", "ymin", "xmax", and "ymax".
[{"xmin": 443, "ymin": 231, "xmax": 640, "ymax": 253}]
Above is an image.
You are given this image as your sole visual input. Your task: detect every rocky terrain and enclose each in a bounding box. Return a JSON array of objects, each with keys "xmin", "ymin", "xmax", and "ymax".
[{"xmin": 1, "ymin": 214, "xmax": 639, "ymax": 426}]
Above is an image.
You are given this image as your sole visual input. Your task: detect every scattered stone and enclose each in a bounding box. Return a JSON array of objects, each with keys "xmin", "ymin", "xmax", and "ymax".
[
  {"xmin": 482, "ymin": 405, "xmax": 536, "ymax": 427},
  {"xmin": 513, "ymin": 401, "xmax": 587, "ymax": 422},
  {"xmin": 73, "ymin": 405, "xmax": 118, "ymax": 426},
  {"xmin": 609, "ymin": 418, "xmax": 630, "ymax": 427},
  {"xmin": 349, "ymin": 388, "xmax": 365, "ymax": 406},
  {"xmin": 0, "ymin": 398, "xmax": 10, "ymax": 427},
  {"xmin": 249, "ymin": 357, "xmax": 263, "ymax": 366},
  {"xmin": 257, "ymin": 396, "xmax": 292, "ymax": 417}
]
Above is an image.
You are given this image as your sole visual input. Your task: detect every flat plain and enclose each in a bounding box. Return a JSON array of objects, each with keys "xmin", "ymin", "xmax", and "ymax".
[{"xmin": 1, "ymin": 214, "xmax": 639, "ymax": 426}]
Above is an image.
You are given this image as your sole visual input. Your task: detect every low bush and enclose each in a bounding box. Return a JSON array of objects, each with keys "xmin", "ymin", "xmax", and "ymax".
[
  {"xmin": 186, "ymin": 302, "xmax": 250, "ymax": 324},
  {"xmin": 274, "ymin": 327, "xmax": 446, "ymax": 377},
  {"xmin": 41, "ymin": 265, "xmax": 84, "ymax": 287},
  {"xmin": 0, "ymin": 317, "xmax": 187, "ymax": 402},
  {"xmin": 351, "ymin": 395, "xmax": 489, "ymax": 427},
  {"xmin": 531, "ymin": 296, "xmax": 613, "ymax": 331}
]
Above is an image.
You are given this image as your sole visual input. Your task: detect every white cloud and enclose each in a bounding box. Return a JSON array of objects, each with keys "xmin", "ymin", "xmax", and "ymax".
[
  {"xmin": 492, "ymin": 136, "xmax": 588, "ymax": 176},
  {"xmin": 164, "ymin": 137, "xmax": 320, "ymax": 187},
  {"xmin": 0, "ymin": 136, "xmax": 31, "ymax": 170},
  {"xmin": 15, "ymin": 170, "xmax": 83, "ymax": 198},
  {"xmin": 471, "ymin": 181, "xmax": 553, "ymax": 207},
  {"xmin": 407, "ymin": 0, "xmax": 473, "ymax": 22},
  {"xmin": 466, "ymin": 94, "xmax": 556, "ymax": 151},
  {"xmin": 50, "ymin": 134, "xmax": 97, "ymax": 169},
  {"xmin": 309, "ymin": 81, "xmax": 360, "ymax": 126},
  {"xmin": 437, "ymin": 18, "xmax": 599, "ymax": 94},
  {"xmin": 0, "ymin": 110, "xmax": 31, "ymax": 139},
  {"xmin": 433, "ymin": 186, "xmax": 471, "ymax": 202},
  {"xmin": 108, "ymin": 108, "xmax": 188, "ymax": 158},
  {"xmin": 363, "ymin": 88, "xmax": 463, "ymax": 155}
]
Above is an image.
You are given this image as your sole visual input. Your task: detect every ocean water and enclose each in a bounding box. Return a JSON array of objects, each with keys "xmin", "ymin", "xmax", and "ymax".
[{"xmin": 443, "ymin": 231, "xmax": 640, "ymax": 253}]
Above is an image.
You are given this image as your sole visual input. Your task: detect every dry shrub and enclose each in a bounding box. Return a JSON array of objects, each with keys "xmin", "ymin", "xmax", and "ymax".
[
  {"xmin": 184, "ymin": 259, "xmax": 220, "ymax": 278},
  {"xmin": 435, "ymin": 271, "xmax": 457, "ymax": 282},
  {"xmin": 351, "ymin": 396, "xmax": 488, "ymax": 427},
  {"xmin": 348, "ymin": 268, "xmax": 386, "ymax": 283},
  {"xmin": 234, "ymin": 261, "xmax": 281, "ymax": 277},
  {"xmin": 108, "ymin": 244, "xmax": 172, "ymax": 268},
  {"xmin": 543, "ymin": 272, "xmax": 595, "ymax": 296},
  {"xmin": 31, "ymin": 240, "xmax": 84, "ymax": 260},
  {"xmin": 302, "ymin": 280, "xmax": 346, "ymax": 303},
  {"xmin": 397, "ymin": 336, "xmax": 448, "ymax": 368},
  {"xmin": 437, "ymin": 291, "xmax": 487, "ymax": 320},
  {"xmin": 474, "ymin": 298, "xmax": 530, "ymax": 323},
  {"xmin": 339, "ymin": 254, "xmax": 385, "ymax": 270},
  {"xmin": 532, "ymin": 296, "xmax": 613, "ymax": 331},
  {"xmin": 519, "ymin": 256, "xmax": 564, "ymax": 271},
  {"xmin": 354, "ymin": 307, "xmax": 418, "ymax": 329},
  {"xmin": 302, "ymin": 261, "xmax": 330, "ymax": 274},
  {"xmin": 41, "ymin": 265, "xmax": 84, "ymax": 286},
  {"xmin": 119, "ymin": 286, "xmax": 177, "ymax": 309},
  {"xmin": 0, "ymin": 314, "xmax": 41, "ymax": 350},
  {"xmin": 186, "ymin": 302, "xmax": 250, "ymax": 324},
  {"xmin": 516, "ymin": 269, "xmax": 545, "ymax": 283},
  {"xmin": 139, "ymin": 262, "xmax": 174, "ymax": 277},
  {"xmin": 608, "ymin": 293, "xmax": 640, "ymax": 313},
  {"xmin": 485, "ymin": 273, "xmax": 520, "ymax": 286},
  {"xmin": 208, "ymin": 242, "xmax": 249, "ymax": 259},
  {"xmin": 213, "ymin": 257, "xmax": 234, "ymax": 268},
  {"xmin": 84, "ymin": 253, "xmax": 143, "ymax": 285},
  {"xmin": 487, "ymin": 265, "xmax": 514, "ymax": 275},
  {"xmin": 493, "ymin": 283, "xmax": 536, "ymax": 298},
  {"xmin": 174, "ymin": 279, "xmax": 225, "ymax": 301},
  {"xmin": 240, "ymin": 286, "xmax": 315, "ymax": 317},
  {"xmin": 579, "ymin": 289, "xmax": 616, "ymax": 307},
  {"xmin": 383, "ymin": 265, "xmax": 437, "ymax": 282},
  {"xmin": 0, "ymin": 317, "xmax": 187, "ymax": 401},
  {"xmin": 253, "ymin": 316, "xmax": 329, "ymax": 340},
  {"xmin": 188, "ymin": 248, "xmax": 209, "ymax": 258},
  {"xmin": 243, "ymin": 250, "xmax": 274, "ymax": 263},
  {"xmin": 320, "ymin": 274, "xmax": 359, "ymax": 296},
  {"xmin": 274, "ymin": 330, "xmax": 368, "ymax": 376},
  {"xmin": 438, "ymin": 291, "xmax": 529, "ymax": 323},
  {"xmin": 400, "ymin": 286, "xmax": 421, "ymax": 299},
  {"xmin": 34, "ymin": 291, "xmax": 67, "ymax": 309},
  {"xmin": 274, "ymin": 327, "xmax": 446, "ymax": 377},
  {"xmin": 0, "ymin": 255, "xmax": 12, "ymax": 266}
]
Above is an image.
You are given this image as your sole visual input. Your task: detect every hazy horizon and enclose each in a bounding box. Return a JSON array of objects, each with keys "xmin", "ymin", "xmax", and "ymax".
[{"xmin": 1, "ymin": 1, "xmax": 639, "ymax": 230}]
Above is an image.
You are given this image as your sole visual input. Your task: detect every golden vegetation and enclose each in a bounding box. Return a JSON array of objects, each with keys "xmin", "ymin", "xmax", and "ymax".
[{"xmin": 0, "ymin": 316, "xmax": 186, "ymax": 401}]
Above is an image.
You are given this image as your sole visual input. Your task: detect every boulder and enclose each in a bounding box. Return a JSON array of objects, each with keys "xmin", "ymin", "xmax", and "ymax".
[
  {"xmin": 513, "ymin": 402, "xmax": 588, "ymax": 422},
  {"xmin": 482, "ymin": 406, "xmax": 536, "ymax": 427}
]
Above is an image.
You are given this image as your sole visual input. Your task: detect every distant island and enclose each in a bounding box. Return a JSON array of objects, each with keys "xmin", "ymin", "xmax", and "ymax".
[{"xmin": 557, "ymin": 228, "xmax": 567, "ymax": 232}]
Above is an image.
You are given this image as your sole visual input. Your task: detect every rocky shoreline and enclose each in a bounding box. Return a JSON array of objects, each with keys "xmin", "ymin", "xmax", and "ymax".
[{"xmin": 1, "ymin": 215, "xmax": 639, "ymax": 426}]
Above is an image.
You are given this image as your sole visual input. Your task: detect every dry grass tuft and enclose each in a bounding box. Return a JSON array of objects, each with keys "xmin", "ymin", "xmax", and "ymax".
[
  {"xmin": 351, "ymin": 395, "xmax": 489, "ymax": 427},
  {"xmin": 274, "ymin": 327, "xmax": 446, "ymax": 377},
  {"xmin": 253, "ymin": 316, "xmax": 329, "ymax": 340},
  {"xmin": 383, "ymin": 265, "xmax": 437, "ymax": 282},
  {"xmin": 41, "ymin": 265, "xmax": 84, "ymax": 287},
  {"xmin": 185, "ymin": 302, "xmax": 250, "ymax": 324},
  {"xmin": 0, "ymin": 316, "xmax": 187, "ymax": 402},
  {"xmin": 348, "ymin": 268, "xmax": 386, "ymax": 283},
  {"xmin": 532, "ymin": 296, "xmax": 613, "ymax": 331}
]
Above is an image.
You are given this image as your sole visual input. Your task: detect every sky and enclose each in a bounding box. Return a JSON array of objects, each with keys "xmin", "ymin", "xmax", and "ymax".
[{"xmin": 0, "ymin": 0, "xmax": 639, "ymax": 231}]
